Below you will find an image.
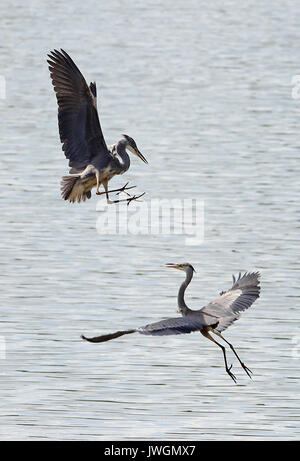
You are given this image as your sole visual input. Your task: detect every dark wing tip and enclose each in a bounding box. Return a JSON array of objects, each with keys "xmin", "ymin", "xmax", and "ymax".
[
  {"xmin": 81, "ymin": 334, "xmax": 98, "ymax": 343},
  {"xmin": 47, "ymin": 48, "xmax": 72, "ymax": 65},
  {"xmin": 232, "ymin": 270, "xmax": 261, "ymax": 285}
]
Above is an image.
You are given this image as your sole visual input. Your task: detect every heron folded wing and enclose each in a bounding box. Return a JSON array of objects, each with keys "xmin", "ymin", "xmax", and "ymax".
[
  {"xmin": 48, "ymin": 49, "xmax": 109, "ymax": 169},
  {"xmin": 138, "ymin": 316, "xmax": 205, "ymax": 336},
  {"xmin": 200, "ymin": 271, "xmax": 260, "ymax": 332}
]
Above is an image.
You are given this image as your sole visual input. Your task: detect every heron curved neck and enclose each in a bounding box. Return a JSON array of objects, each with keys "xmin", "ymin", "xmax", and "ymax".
[
  {"xmin": 178, "ymin": 269, "xmax": 193, "ymax": 315},
  {"xmin": 115, "ymin": 140, "xmax": 130, "ymax": 169}
]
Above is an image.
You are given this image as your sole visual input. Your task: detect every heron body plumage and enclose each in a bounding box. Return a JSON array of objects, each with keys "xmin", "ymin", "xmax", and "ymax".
[
  {"xmin": 48, "ymin": 49, "xmax": 147, "ymax": 204},
  {"xmin": 82, "ymin": 263, "xmax": 260, "ymax": 382}
]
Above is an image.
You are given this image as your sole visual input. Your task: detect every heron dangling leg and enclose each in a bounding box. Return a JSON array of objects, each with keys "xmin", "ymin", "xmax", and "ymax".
[
  {"xmin": 125, "ymin": 192, "xmax": 145, "ymax": 206},
  {"xmin": 95, "ymin": 169, "xmax": 101, "ymax": 195},
  {"xmin": 116, "ymin": 182, "xmax": 136, "ymax": 197},
  {"xmin": 212, "ymin": 330, "xmax": 252, "ymax": 379},
  {"xmin": 201, "ymin": 329, "xmax": 237, "ymax": 383},
  {"xmin": 96, "ymin": 182, "xmax": 136, "ymax": 197},
  {"xmin": 101, "ymin": 180, "xmax": 145, "ymax": 205}
]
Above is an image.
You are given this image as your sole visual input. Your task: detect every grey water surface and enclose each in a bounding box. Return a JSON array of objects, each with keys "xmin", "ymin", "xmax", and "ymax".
[{"xmin": 0, "ymin": 0, "xmax": 300, "ymax": 440}]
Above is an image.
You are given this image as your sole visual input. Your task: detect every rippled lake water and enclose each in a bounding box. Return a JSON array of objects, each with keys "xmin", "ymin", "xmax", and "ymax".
[{"xmin": 0, "ymin": 0, "xmax": 300, "ymax": 440}]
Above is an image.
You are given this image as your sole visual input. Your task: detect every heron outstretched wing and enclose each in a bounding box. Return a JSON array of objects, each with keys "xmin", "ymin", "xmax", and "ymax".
[
  {"xmin": 200, "ymin": 271, "xmax": 260, "ymax": 332},
  {"xmin": 81, "ymin": 273, "xmax": 260, "ymax": 344},
  {"xmin": 81, "ymin": 316, "xmax": 207, "ymax": 344},
  {"xmin": 48, "ymin": 49, "xmax": 109, "ymax": 169}
]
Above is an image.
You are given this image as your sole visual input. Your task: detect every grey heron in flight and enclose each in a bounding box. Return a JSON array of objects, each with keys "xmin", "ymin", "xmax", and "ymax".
[
  {"xmin": 48, "ymin": 49, "xmax": 148, "ymax": 204},
  {"xmin": 81, "ymin": 263, "xmax": 260, "ymax": 383}
]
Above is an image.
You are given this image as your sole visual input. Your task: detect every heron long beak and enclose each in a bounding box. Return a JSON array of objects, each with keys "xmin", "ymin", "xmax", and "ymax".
[
  {"xmin": 135, "ymin": 149, "xmax": 148, "ymax": 164},
  {"xmin": 166, "ymin": 263, "xmax": 181, "ymax": 270}
]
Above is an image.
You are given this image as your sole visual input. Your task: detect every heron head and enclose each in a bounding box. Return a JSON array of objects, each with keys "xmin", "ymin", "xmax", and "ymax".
[
  {"xmin": 122, "ymin": 134, "xmax": 148, "ymax": 164},
  {"xmin": 166, "ymin": 262, "xmax": 196, "ymax": 273}
]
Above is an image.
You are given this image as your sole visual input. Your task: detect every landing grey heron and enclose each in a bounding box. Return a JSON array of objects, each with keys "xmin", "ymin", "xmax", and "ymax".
[
  {"xmin": 48, "ymin": 49, "xmax": 148, "ymax": 204},
  {"xmin": 81, "ymin": 263, "xmax": 260, "ymax": 383}
]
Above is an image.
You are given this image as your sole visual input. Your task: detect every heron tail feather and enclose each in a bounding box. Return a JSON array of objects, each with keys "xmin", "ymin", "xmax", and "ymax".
[{"xmin": 61, "ymin": 175, "xmax": 91, "ymax": 203}]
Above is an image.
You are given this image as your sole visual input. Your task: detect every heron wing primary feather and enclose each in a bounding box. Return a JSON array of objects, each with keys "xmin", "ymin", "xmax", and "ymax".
[
  {"xmin": 48, "ymin": 49, "xmax": 109, "ymax": 169},
  {"xmin": 200, "ymin": 271, "xmax": 260, "ymax": 332},
  {"xmin": 81, "ymin": 329, "xmax": 135, "ymax": 343}
]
